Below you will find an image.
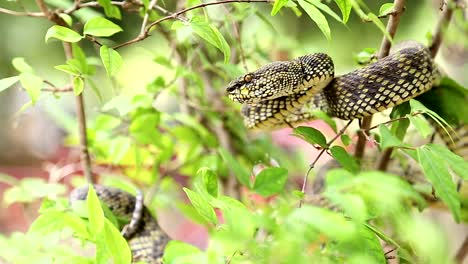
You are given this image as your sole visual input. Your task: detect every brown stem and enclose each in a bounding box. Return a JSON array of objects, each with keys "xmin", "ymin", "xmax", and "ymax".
[
  {"xmin": 429, "ymin": 0, "xmax": 461, "ymax": 58},
  {"xmin": 113, "ymin": 0, "xmax": 272, "ymax": 49},
  {"xmin": 355, "ymin": 0, "xmax": 406, "ymax": 162},
  {"xmin": 299, "ymin": 120, "xmax": 353, "ymax": 207},
  {"xmin": 0, "ymin": 7, "xmax": 44, "ymax": 16}
]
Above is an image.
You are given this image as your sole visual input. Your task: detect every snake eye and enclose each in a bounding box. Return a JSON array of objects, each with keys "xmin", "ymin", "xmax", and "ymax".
[{"xmin": 244, "ymin": 74, "xmax": 253, "ymax": 83}]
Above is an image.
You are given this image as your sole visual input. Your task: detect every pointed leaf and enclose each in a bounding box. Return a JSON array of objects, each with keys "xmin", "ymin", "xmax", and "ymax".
[
  {"xmin": 86, "ymin": 184, "xmax": 105, "ymax": 235},
  {"xmin": 84, "ymin": 17, "xmax": 123, "ymax": 37},
  {"xmin": 330, "ymin": 146, "xmax": 359, "ymax": 173},
  {"xmin": 253, "ymin": 167, "xmax": 288, "ymax": 196},
  {"xmin": 379, "ymin": 124, "xmax": 403, "ymax": 149},
  {"xmin": 334, "ymin": 0, "xmax": 352, "ymax": 23},
  {"xmin": 19, "ymin": 72, "xmax": 42, "ymax": 104},
  {"xmin": 100, "ymin": 45, "xmax": 122, "ymax": 77},
  {"xmin": 271, "ymin": 0, "xmax": 290, "ymax": 15},
  {"xmin": 73, "ymin": 76, "xmax": 84, "ymax": 95},
  {"xmin": 292, "ymin": 126, "xmax": 328, "ymax": 148},
  {"xmin": 183, "ymin": 188, "xmax": 217, "ymax": 224},
  {"xmin": 298, "ymin": 0, "xmax": 331, "ymax": 40},
  {"xmin": 45, "ymin": 25, "xmax": 83, "ymax": 43}
]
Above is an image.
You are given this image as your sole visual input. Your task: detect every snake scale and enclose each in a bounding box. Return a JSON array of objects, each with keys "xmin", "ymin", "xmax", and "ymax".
[
  {"xmin": 70, "ymin": 42, "xmax": 453, "ymax": 263},
  {"xmin": 226, "ymin": 41, "xmax": 439, "ymax": 129}
]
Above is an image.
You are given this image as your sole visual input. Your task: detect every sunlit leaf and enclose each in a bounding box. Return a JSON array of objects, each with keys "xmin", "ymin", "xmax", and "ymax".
[
  {"xmin": 417, "ymin": 145, "xmax": 460, "ymax": 222},
  {"xmin": 253, "ymin": 167, "xmax": 288, "ymax": 196},
  {"xmin": 271, "ymin": 0, "xmax": 290, "ymax": 16},
  {"xmin": 0, "ymin": 76, "xmax": 19, "ymax": 93},
  {"xmin": 334, "ymin": 0, "xmax": 352, "ymax": 23},
  {"xmin": 306, "ymin": 0, "xmax": 343, "ymax": 23},
  {"xmin": 379, "ymin": 124, "xmax": 403, "ymax": 149},
  {"xmin": 183, "ymin": 188, "xmax": 218, "ymax": 224},
  {"xmin": 292, "ymin": 126, "xmax": 328, "ymax": 148},
  {"xmin": 379, "ymin": 3, "xmax": 394, "ymax": 17},
  {"xmin": 298, "ymin": 0, "xmax": 331, "ymax": 40},
  {"xmin": 19, "ymin": 72, "xmax": 42, "ymax": 104},
  {"xmin": 408, "ymin": 115, "xmax": 432, "ymax": 138},
  {"xmin": 163, "ymin": 240, "xmax": 202, "ymax": 263},
  {"xmin": 45, "ymin": 25, "xmax": 83, "ymax": 43},
  {"xmin": 12, "ymin": 57, "xmax": 33, "ymax": 73},
  {"xmin": 100, "ymin": 45, "xmax": 122, "ymax": 77},
  {"xmin": 73, "ymin": 76, "xmax": 84, "ymax": 95},
  {"xmin": 189, "ymin": 17, "xmax": 230, "ymax": 63},
  {"xmin": 96, "ymin": 219, "xmax": 131, "ymax": 264},
  {"xmin": 196, "ymin": 167, "xmax": 219, "ymax": 198},
  {"xmin": 84, "ymin": 17, "xmax": 123, "ymax": 37},
  {"xmin": 97, "ymin": 0, "xmax": 121, "ymax": 19},
  {"xmin": 330, "ymin": 146, "xmax": 359, "ymax": 173},
  {"xmin": 86, "ymin": 185, "xmax": 105, "ymax": 235}
]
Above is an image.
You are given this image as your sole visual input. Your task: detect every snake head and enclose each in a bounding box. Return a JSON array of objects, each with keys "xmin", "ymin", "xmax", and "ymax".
[{"xmin": 225, "ymin": 53, "xmax": 334, "ymax": 104}]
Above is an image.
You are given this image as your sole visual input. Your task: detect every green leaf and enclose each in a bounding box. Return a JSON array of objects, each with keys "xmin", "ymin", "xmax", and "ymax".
[
  {"xmin": 218, "ymin": 148, "xmax": 251, "ymax": 188},
  {"xmin": 12, "ymin": 57, "xmax": 33, "ymax": 73},
  {"xmin": 330, "ymin": 146, "xmax": 359, "ymax": 173},
  {"xmin": 298, "ymin": 0, "xmax": 331, "ymax": 40},
  {"xmin": 417, "ymin": 145, "xmax": 460, "ymax": 222},
  {"xmin": 108, "ymin": 137, "xmax": 132, "ymax": 163},
  {"xmin": 86, "ymin": 184, "xmax": 105, "ymax": 235},
  {"xmin": 408, "ymin": 115, "xmax": 432, "ymax": 138},
  {"xmin": 100, "ymin": 45, "xmax": 122, "ymax": 77},
  {"xmin": 379, "ymin": 124, "xmax": 403, "ymax": 149},
  {"xmin": 163, "ymin": 240, "xmax": 202, "ymax": 263},
  {"xmin": 253, "ymin": 167, "xmax": 288, "ymax": 196},
  {"xmin": 97, "ymin": 0, "xmax": 122, "ymax": 19},
  {"xmin": 306, "ymin": 0, "xmax": 343, "ymax": 24},
  {"xmin": 334, "ymin": 0, "xmax": 352, "ymax": 23},
  {"xmin": 0, "ymin": 76, "xmax": 19, "ymax": 93},
  {"xmin": 84, "ymin": 17, "xmax": 123, "ymax": 37},
  {"xmin": 72, "ymin": 44, "xmax": 91, "ymax": 75},
  {"xmin": 59, "ymin": 14, "xmax": 73, "ymax": 26},
  {"xmin": 73, "ymin": 76, "xmax": 84, "ymax": 95},
  {"xmin": 196, "ymin": 167, "xmax": 219, "ymax": 198},
  {"xmin": 353, "ymin": 47, "xmax": 376, "ymax": 65},
  {"xmin": 96, "ymin": 219, "xmax": 131, "ymax": 264},
  {"xmin": 3, "ymin": 178, "xmax": 65, "ymax": 206},
  {"xmin": 183, "ymin": 188, "xmax": 217, "ymax": 224},
  {"xmin": 45, "ymin": 25, "xmax": 83, "ymax": 43},
  {"xmin": 425, "ymin": 144, "xmax": 468, "ymax": 180},
  {"xmin": 271, "ymin": 0, "xmax": 290, "ymax": 15},
  {"xmin": 379, "ymin": 3, "xmax": 394, "ymax": 17},
  {"xmin": 341, "ymin": 134, "xmax": 351, "ymax": 146},
  {"xmin": 189, "ymin": 17, "xmax": 230, "ymax": 63},
  {"xmin": 287, "ymin": 206, "xmax": 355, "ymax": 240},
  {"xmin": 292, "ymin": 126, "xmax": 328, "ymax": 148},
  {"xmin": 29, "ymin": 211, "xmax": 89, "ymax": 238},
  {"xmin": 19, "ymin": 72, "xmax": 42, "ymax": 104},
  {"xmin": 55, "ymin": 64, "xmax": 81, "ymax": 76}
]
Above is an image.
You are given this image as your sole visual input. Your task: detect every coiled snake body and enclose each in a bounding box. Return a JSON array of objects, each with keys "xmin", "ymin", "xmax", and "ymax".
[
  {"xmin": 226, "ymin": 42, "xmax": 439, "ymax": 129},
  {"xmin": 70, "ymin": 185, "xmax": 170, "ymax": 264}
]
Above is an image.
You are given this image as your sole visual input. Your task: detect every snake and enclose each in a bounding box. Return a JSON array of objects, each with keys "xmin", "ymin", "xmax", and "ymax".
[
  {"xmin": 226, "ymin": 41, "xmax": 440, "ymax": 129},
  {"xmin": 69, "ymin": 185, "xmax": 170, "ymax": 264},
  {"xmin": 67, "ymin": 42, "xmax": 462, "ymax": 264}
]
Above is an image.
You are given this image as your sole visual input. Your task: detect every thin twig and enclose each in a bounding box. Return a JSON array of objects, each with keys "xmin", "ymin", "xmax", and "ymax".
[
  {"xmin": 355, "ymin": 0, "xmax": 406, "ymax": 161},
  {"xmin": 140, "ymin": 0, "xmax": 159, "ymax": 36},
  {"xmin": 113, "ymin": 0, "xmax": 272, "ymax": 49},
  {"xmin": 299, "ymin": 120, "xmax": 353, "ymax": 207},
  {"xmin": 0, "ymin": 7, "xmax": 44, "ymax": 17}
]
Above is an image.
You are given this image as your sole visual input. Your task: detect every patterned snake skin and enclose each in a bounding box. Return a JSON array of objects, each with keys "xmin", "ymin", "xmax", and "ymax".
[
  {"xmin": 70, "ymin": 185, "xmax": 170, "ymax": 264},
  {"xmin": 226, "ymin": 42, "xmax": 439, "ymax": 129}
]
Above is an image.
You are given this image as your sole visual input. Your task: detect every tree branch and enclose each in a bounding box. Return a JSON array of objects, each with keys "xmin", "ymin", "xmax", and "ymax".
[
  {"xmin": 113, "ymin": 0, "xmax": 272, "ymax": 49},
  {"xmin": 355, "ymin": 0, "xmax": 406, "ymax": 161},
  {"xmin": 0, "ymin": 7, "xmax": 44, "ymax": 17},
  {"xmin": 299, "ymin": 120, "xmax": 353, "ymax": 207}
]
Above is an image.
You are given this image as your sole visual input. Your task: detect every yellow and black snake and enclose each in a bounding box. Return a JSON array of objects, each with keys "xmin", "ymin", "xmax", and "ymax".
[
  {"xmin": 70, "ymin": 185, "xmax": 170, "ymax": 264},
  {"xmin": 226, "ymin": 41, "xmax": 439, "ymax": 129}
]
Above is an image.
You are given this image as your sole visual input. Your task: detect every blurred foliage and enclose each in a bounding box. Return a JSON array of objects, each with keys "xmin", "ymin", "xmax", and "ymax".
[{"xmin": 0, "ymin": 0, "xmax": 467, "ymax": 264}]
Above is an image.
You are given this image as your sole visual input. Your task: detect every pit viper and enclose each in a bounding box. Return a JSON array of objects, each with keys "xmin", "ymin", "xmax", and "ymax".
[{"xmin": 226, "ymin": 41, "xmax": 440, "ymax": 129}]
